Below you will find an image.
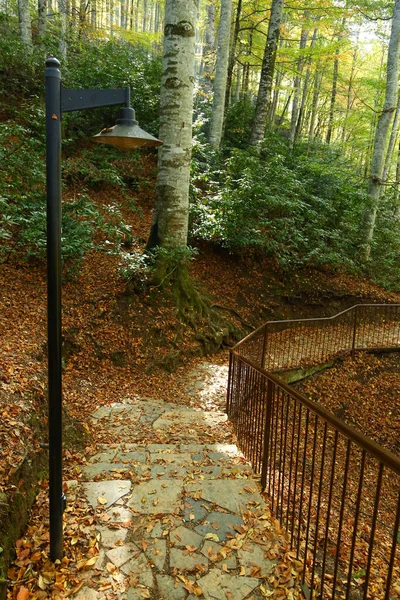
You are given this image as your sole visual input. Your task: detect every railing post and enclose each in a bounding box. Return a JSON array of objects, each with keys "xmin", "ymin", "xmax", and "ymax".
[
  {"xmin": 261, "ymin": 377, "xmax": 274, "ymax": 491},
  {"xmin": 351, "ymin": 305, "xmax": 358, "ymax": 355},
  {"xmin": 260, "ymin": 324, "xmax": 268, "ymax": 370},
  {"xmin": 226, "ymin": 351, "xmax": 233, "ymax": 415}
]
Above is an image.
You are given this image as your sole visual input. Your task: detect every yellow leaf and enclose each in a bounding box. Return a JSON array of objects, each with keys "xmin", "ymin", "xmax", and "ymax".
[
  {"xmin": 97, "ymin": 497, "xmax": 108, "ymax": 505},
  {"xmin": 204, "ymin": 533, "xmax": 219, "ymax": 542},
  {"xmin": 85, "ymin": 556, "xmax": 98, "ymax": 567}
]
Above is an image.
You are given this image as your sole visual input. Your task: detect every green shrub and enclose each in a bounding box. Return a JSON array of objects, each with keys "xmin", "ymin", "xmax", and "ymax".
[{"xmin": 191, "ymin": 136, "xmax": 366, "ymax": 270}]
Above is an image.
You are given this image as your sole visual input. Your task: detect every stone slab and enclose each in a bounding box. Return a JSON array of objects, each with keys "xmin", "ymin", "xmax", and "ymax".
[
  {"xmin": 238, "ymin": 545, "xmax": 275, "ymax": 577},
  {"xmin": 82, "ymin": 480, "xmax": 131, "ymax": 509},
  {"xmin": 194, "ymin": 512, "xmax": 243, "ymax": 542},
  {"xmin": 97, "ymin": 526, "xmax": 128, "ymax": 547},
  {"xmin": 144, "ymin": 538, "xmax": 167, "ymax": 571},
  {"xmin": 198, "ymin": 570, "xmax": 259, "ymax": 600},
  {"xmin": 89, "ymin": 450, "xmax": 118, "ymax": 463},
  {"xmin": 185, "ymin": 480, "xmax": 264, "ymax": 514},
  {"xmin": 183, "ymin": 498, "xmax": 213, "ymax": 523},
  {"xmin": 150, "ymin": 465, "xmax": 188, "ymax": 479},
  {"xmin": 200, "ymin": 541, "xmax": 237, "ymax": 570},
  {"xmin": 156, "ymin": 575, "xmax": 188, "ymax": 600},
  {"xmin": 128, "ymin": 480, "xmax": 183, "ymax": 514},
  {"xmin": 81, "ymin": 462, "xmax": 130, "ymax": 479},
  {"xmin": 91, "ymin": 406, "xmax": 112, "ymax": 420},
  {"xmin": 150, "ymin": 452, "xmax": 193, "ymax": 466},
  {"xmin": 74, "ymin": 586, "xmax": 99, "ymax": 600},
  {"xmin": 169, "ymin": 548, "xmax": 208, "ymax": 572},
  {"xmin": 170, "ymin": 525, "xmax": 203, "ymax": 549},
  {"xmin": 121, "ymin": 552, "xmax": 154, "ymax": 587},
  {"xmin": 106, "ymin": 543, "xmax": 138, "ymax": 568},
  {"xmin": 106, "ymin": 506, "xmax": 133, "ymax": 523},
  {"xmin": 115, "ymin": 451, "xmax": 148, "ymax": 463}
]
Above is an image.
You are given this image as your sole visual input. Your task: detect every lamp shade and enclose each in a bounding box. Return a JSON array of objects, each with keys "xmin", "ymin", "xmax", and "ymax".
[{"xmin": 92, "ymin": 107, "xmax": 162, "ymax": 150}]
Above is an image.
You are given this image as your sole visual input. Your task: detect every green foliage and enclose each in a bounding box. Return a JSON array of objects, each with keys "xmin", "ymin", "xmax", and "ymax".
[
  {"xmin": 63, "ymin": 146, "xmax": 127, "ymax": 190},
  {"xmin": 191, "ymin": 135, "xmax": 366, "ymax": 270},
  {"xmin": 62, "ymin": 40, "xmax": 161, "ymax": 145},
  {"xmin": 223, "ymin": 99, "xmax": 255, "ymax": 149}
]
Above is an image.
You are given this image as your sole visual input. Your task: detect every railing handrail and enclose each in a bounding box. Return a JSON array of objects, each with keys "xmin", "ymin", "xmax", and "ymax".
[
  {"xmin": 231, "ymin": 349, "xmax": 400, "ymax": 474},
  {"xmin": 233, "ymin": 303, "xmax": 400, "ymax": 352}
]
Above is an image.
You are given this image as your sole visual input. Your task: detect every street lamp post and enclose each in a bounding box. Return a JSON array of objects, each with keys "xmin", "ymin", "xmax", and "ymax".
[{"xmin": 45, "ymin": 57, "xmax": 162, "ymax": 561}]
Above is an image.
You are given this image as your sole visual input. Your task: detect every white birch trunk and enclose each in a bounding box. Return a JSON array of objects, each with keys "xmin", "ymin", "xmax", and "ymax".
[
  {"xmin": 18, "ymin": 0, "xmax": 32, "ymax": 47},
  {"xmin": 38, "ymin": 0, "xmax": 47, "ymax": 38},
  {"xmin": 148, "ymin": 0, "xmax": 198, "ymax": 250},
  {"xmin": 361, "ymin": 0, "xmax": 400, "ymax": 261},
  {"xmin": 382, "ymin": 96, "xmax": 400, "ymax": 183},
  {"xmin": 250, "ymin": 0, "xmax": 284, "ymax": 145},
  {"xmin": 208, "ymin": 0, "xmax": 232, "ymax": 147}
]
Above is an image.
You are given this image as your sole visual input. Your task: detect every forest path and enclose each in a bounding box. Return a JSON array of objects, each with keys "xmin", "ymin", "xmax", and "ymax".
[{"xmin": 66, "ymin": 362, "xmax": 299, "ymax": 600}]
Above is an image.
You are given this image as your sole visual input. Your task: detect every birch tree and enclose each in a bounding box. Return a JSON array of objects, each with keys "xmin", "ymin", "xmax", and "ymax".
[
  {"xmin": 147, "ymin": 0, "xmax": 198, "ymax": 271},
  {"xmin": 208, "ymin": 0, "xmax": 233, "ymax": 147},
  {"xmin": 361, "ymin": 0, "xmax": 400, "ymax": 261},
  {"xmin": 18, "ymin": 0, "xmax": 32, "ymax": 48},
  {"xmin": 250, "ymin": 0, "xmax": 284, "ymax": 146}
]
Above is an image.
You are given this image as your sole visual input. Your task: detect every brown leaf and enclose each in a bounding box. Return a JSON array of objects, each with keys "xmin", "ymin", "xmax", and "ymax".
[{"xmin": 17, "ymin": 587, "xmax": 29, "ymax": 600}]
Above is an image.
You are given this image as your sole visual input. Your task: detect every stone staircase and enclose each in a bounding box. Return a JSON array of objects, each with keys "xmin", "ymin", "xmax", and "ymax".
[{"xmin": 70, "ymin": 397, "xmax": 279, "ymax": 600}]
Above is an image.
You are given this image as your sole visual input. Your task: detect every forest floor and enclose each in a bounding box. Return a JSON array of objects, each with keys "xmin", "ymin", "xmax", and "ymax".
[{"xmin": 2, "ymin": 152, "xmax": 400, "ymax": 598}]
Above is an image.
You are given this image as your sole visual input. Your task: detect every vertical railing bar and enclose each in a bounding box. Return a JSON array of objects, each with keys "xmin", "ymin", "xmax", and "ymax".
[
  {"xmin": 310, "ymin": 421, "xmax": 328, "ymax": 594},
  {"xmin": 332, "ymin": 438, "xmax": 352, "ymax": 598},
  {"xmin": 276, "ymin": 389, "xmax": 285, "ymax": 519},
  {"xmin": 286, "ymin": 397, "xmax": 297, "ymax": 530},
  {"xmin": 296, "ymin": 408, "xmax": 310, "ymax": 559},
  {"xmin": 261, "ymin": 377, "xmax": 273, "ymax": 491},
  {"xmin": 320, "ymin": 429, "xmax": 339, "ymax": 597},
  {"xmin": 384, "ymin": 488, "xmax": 400, "ymax": 600},
  {"xmin": 226, "ymin": 351, "xmax": 233, "ymax": 415},
  {"xmin": 267, "ymin": 377, "xmax": 276, "ymax": 500},
  {"xmin": 291, "ymin": 403, "xmax": 303, "ymax": 549},
  {"xmin": 345, "ymin": 450, "xmax": 366, "ymax": 600},
  {"xmin": 281, "ymin": 392, "xmax": 290, "ymax": 528},
  {"xmin": 261, "ymin": 324, "xmax": 268, "ymax": 371},
  {"xmin": 302, "ymin": 413, "xmax": 319, "ymax": 586},
  {"xmin": 271, "ymin": 385, "xmax": 280, "ymax": 514},
  {"xmin": 363, "ymin": 463, "xmax": 384, "ymax": 599},
  {"xmin": 254, "ymin": 374, "xmax": 263, "ymax": 471}
]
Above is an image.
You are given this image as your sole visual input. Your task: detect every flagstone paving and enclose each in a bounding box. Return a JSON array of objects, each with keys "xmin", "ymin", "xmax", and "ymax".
[{"xmin": 68, "ymin": 389, "xmax": 290, "ymax": 600}]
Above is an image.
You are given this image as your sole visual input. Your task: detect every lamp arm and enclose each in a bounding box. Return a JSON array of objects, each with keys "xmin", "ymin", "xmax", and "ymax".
[{"xmin": 61, "ymin": 86, "xmax": 131, "ymax": 113}]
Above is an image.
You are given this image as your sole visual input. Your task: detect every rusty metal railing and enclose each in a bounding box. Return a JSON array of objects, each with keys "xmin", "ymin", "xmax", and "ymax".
[{"xmin": 227, "ymin": 304, "xmax": 400, "ymax": 599}]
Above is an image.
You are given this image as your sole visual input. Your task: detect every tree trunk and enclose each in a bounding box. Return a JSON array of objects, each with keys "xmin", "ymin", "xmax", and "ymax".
[
  {"xmin": 361, "ymin": 0, "xmax": 400, "ymax": 261},
  {"xmin": 38, "ymin": 0, "xmax": 47, "ymax": 38},
  {"xmin": 383, "ymin": 95, "xmax": 400, "ymax": 183},
  {"xmin": 309, "ymin": 69, "xmax": 322, "ymax": 141},
  {"xmin": 326, "ymin": 45, "xmax": 339, "ymax": 144},
  {"xmin": 289, "ymin": 23, "xmax": 308, "ymax": 147},
  {"xmin": 250, "ymin": 0, "xmax": 285, "ymax": 146},
  {"xmin": 224, "ymin": 0, "xmax": 242, "ymax": 113},
  {"xmin": 147, "ymin": 0, "xmax": 198, "ymax": 253},
  {"xmin": 208, "ymin": 0, "xmax": 233, "ymax": 147},
  {"xmin": 295, "ymin": 27, "xmax": 317, "ymax": 141},
  {"xmin": 18, "ymin": 0, "xmax": 33, "ymax": 47},
  {"xmin": 58, "ymin": 0, "xmax": 68, "ymax": 60},
  {"xmin": 200, "ymin": 3, "xmax": 215, "ymax": 92}
]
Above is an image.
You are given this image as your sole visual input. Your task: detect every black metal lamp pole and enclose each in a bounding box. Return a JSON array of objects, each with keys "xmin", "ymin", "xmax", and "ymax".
[{"xmin": 44, "ymin": 57, "xmax": 161, "ymax": 561}]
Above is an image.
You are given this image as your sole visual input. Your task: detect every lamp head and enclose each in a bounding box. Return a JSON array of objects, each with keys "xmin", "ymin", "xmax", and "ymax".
[{"xmin": 92, "ymin": 107, "xmax": 162, "ymax": 150}]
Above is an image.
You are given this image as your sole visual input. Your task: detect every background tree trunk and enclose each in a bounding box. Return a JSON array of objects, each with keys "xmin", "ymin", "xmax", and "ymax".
[
  {"xmin": 18, "ymin": 0, "xmax": 32, "ymax": 47},
  {"xmin": 208, "ymin": 0, "xmax": 233, "ymax": 147},
  {"xmin": 250, "ymin": 0, "xmax": 285, "ymax": 146}
]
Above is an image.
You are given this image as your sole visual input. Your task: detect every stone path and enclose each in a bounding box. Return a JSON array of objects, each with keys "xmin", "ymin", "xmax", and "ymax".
[{"xmin": 67, "ymin": 373, "xmax": 292, "ymax": 600}]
